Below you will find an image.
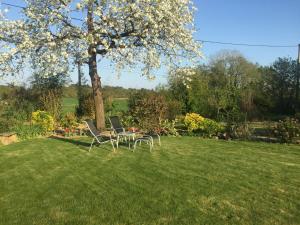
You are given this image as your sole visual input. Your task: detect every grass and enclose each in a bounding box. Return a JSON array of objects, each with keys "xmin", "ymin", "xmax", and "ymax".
[
  {"xmin": 0, "ymin": 137, "xmax": 299, "ymax": 224},
  {"xmin": 62, "ymin": 97, "xmax": 78, "ymax": 114},
  {"xmin": 112, "ymin": 98, "xmax": 128, "ymax": 113},
  {"xmin": 62, "ymin": 97, "xmax": 128, "ymax": 115}
]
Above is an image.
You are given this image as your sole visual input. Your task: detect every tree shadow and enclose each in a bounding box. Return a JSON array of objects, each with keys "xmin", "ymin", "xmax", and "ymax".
[
  {"xmin": 48, "ymin": 135, "xmax": 139, "ymax": 152},
  {"xmin": 48, "ymin": 135, "xmax": 113, "ymax": 152},
  {"xmin": 49, "ymin": 135, "xmax": 90, "ymax": 146}
]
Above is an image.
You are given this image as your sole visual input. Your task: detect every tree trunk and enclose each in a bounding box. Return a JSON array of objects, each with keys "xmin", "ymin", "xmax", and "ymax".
[
  {"xmin": 296, "ymin": 44, "xmax": 300, "ymax": 111},
  {"xmin": 77, "ymin": 61, "xmax": 83, "ymax": 107},
  {"xmin": 89, "ymin": 51, "xmax": 105, "ymax": 130},
  {"xmin": 86, "ymin": 0, "xmax": 105, "ymax": 130}
]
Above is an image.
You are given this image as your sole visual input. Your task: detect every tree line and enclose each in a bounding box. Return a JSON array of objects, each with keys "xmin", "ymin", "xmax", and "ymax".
[{"xmin": 159, "ymin": 51, "xmax": 299, "ymax": 123}]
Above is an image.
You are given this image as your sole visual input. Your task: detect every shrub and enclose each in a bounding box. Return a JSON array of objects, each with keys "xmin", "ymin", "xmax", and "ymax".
[
  {"xmin": 38, "ymin": 89, "xmax": 62, "ymax": 121},
  {"xmin": 159, "ymin": 119, "xmax": 179, "ymax": 136},
  {"xmin": 201, "ymin": 118, "xmax": 224, "ymax": 138},
  {"xmin": 104, "ymin": 95, "xmax": 116, "ymax": 115},
  {"xmin": 14, "ymin": 124, "xmax": 46, "ymax": 140},
  {"xmin": 61, "ymin": 112, "xmax": 78, "ymax": 129},
  {"xmin": 31, "ymin": 73, "xmax": 67, "ymax": 121},
  {"xmin": 1, "ymin": 87, "xmax": 36, "ymax": 123},
  {"xmin": 75, "ymin": 93, "xmax": 95, "ymax": 118},
  {"xmin": 128, "ymin": 90, "xmax": 167, "ymax": 132},
  {"xmin": 0, "ymin": 96, "xmax": 33, "ymax": 133},
  {"xmin": 184, "ymin": 113, "xmax": 223, "ymax": 137},
  {"xmin": 184, "ymin": 113, "xmax": 205, "ymax": 132},
  {"xmin": 165, "ymin": 100, "xmax": 184, "ymax": 120},
  {"xmin": 120, "ymin": 114, "xmax": 135, "ymax": 128},
  {"xmin": 225, "ymin": 122, "xmax": 253, "ymax": 140},
  {"xmin": 0, "ymin": 117, "xmax": 16, "ymax": 133},
  {"xmin": 273, "ymin": 118, "xmax": 300, "ymax": 143},
  {"xmin": 295, "ymin": 112, "xmax": 300, "ymax": 121},
  {"xmin": 32, "ymin": 110, "xmax": 54, "ymax": 132}
]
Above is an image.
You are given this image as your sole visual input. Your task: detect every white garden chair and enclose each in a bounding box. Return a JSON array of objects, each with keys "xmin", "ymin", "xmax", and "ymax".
[{"xmin": 84, "ymin": 120, "xmax": 117, "ymax": 152}]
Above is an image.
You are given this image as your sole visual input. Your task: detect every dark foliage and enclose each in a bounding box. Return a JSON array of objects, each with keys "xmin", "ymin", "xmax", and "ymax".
[{"xmin": 128, "ymin": 90, "xmax": 168, "ymax": 132}]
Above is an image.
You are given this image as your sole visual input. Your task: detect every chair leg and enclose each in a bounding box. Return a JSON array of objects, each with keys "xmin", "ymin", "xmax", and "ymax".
[
  {"xmin": 149, "ymin": 136, "xmax": 154, "ymax": 149},
  {"xmin": 111, "ymin": 139, "xmax": 116, "ymax": 152},
  {"xmin": 149, "ymin": 140, "xmax": 153, "ymax": 152},
  {"xmin": 116, "ymin": 135, "xmax": 120, "ymax": 149},
  {"xmin": 157, "ymin": 134, "xmax": 161, "ymax": 146},
  {"xmin": 134, "ymin": 140, "xmax": 141, "ymax": 152},
  {"xmin": 89, "ymin": 138, "xmax": 95, "ymax": 152}
]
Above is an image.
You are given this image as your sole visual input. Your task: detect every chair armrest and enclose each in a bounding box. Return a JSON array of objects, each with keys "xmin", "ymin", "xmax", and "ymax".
[{"xmin": 115, "ymin": 128, "xmax": 125, "ymax": 133}]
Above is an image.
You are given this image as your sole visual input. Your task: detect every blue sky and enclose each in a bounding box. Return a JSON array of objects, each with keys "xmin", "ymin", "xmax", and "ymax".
[{"xmin": 1, "ymin": 0, "xmax": 299, "ymax": 88}]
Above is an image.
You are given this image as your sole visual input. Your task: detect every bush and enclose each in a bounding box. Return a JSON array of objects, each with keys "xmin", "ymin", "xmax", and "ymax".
[
  {"xmin": 184, "ymin": 113, "xmax": 223, "ymax": 137},
  {"xmin": 225, "ymin": 122, "xmax": 253, "ymax": 140},
  {"xmin": 1, "ymin": 87, "xmax": 36, "ymax": 123},
  {"xmin": 31, "ymin": 73, "xmax": 67, "ymax": 121},
  {"xmin": 75, "ymin": 93, "xmax": 95, "ymax": 118},
  {"xmin": 14, "ymin": 124, "xmax": 46, "ymax": 140},
  {"xmin": 159, "ymin": 119, "xmax": 179, "ymax": 136},
  {"xmin": 38, "ymin": 89, "xmax": 62, "ymax": 121},
  {"xmin": 184, "ymin": 113, "xmax": 205, "ymax": 132},
  {"xmin": 273, "ymin": 118, "xmax": 300, "ymax": 143},
  {"xmin": 104, "ymin": 95, "xmax": 116, "ymax": 115},
  {"xmin": 0, "ymin": 95, "xmax": 33, "ymax": 133},
  {"xmin": 0, "ymin": 117, "xmax": 17, "ymax": 133},
  {"xmin": 295, "ymin": 112, "xmax": 300, "ymax": 121},
  {"xmin": 61, "ymin": 112, "xmax": 78, "ymax": 129},
  {"xmin": 128, "ymin": 90, "xmax": 167, "ymax": 132},
  {"xmin": 165, "ymin": 100, "xmax": 184, "ymax": 120},
  {"xmin": 32, "ymin": 110, "xmax": 54, "ymax": 132},
  {"xmin": 120, "ymin": 114, "xmax": 135, "ymax": 128},
  {"xmin": 201, "ymin": 118, "xmax": 224, "ymax": 138}
]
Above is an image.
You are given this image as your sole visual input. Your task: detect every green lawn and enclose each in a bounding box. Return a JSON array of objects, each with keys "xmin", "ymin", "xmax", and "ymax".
[
  {"xmin": 112, "ymin": 98, "xmax": 128, "ymax": 113},
  {"xmin": 62, "ymin": 97, "xmax": 128, "ymax": 115},
  {"xmin": 0, "ymin": 137, "xmax": 299, "ymax": 225},
  {"xmin": 62, "ymin": 97, "xmax": 78, "ymax": 114}
]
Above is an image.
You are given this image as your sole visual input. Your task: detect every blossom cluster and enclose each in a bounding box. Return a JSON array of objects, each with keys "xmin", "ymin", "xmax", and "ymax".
[
  {"xmin": 169, "ymin": 67, "xmax": 196, "ymax": 88},
  {"xmin": 0, "ymin": 0, "xmax": 202, "ymax": 79}
]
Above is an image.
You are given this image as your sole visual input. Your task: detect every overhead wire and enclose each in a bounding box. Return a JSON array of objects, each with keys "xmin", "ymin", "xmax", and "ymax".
[
  {"xmin": 1, "ymin": 2, "xmax": 299, "ymax": 48},
  {"xmin": 197, "ymin": 39, "xmax": 297, "ymax": 48}
]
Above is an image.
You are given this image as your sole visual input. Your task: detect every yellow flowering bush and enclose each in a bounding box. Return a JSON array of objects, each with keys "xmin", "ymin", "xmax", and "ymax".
[
  {"xmin": 184, "ymin": 113, "xmax": 205, "ymax": 132},
  {"xmin": 184, "ymin": 113, "xmax": 223, "ymax": 137},
  {"xmin": 32, "ymin": 110, "xmax": 54, "ymax": 132}
]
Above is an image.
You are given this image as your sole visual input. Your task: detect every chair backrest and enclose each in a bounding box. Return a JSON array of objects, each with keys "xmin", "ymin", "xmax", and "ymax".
[
  {"xmin": 109, "ymin": 116, "xmax": 124, "ymax": 134},
  {"xmin": 84, "ymin": 119, "xmax": 100, "ymax": 137}
]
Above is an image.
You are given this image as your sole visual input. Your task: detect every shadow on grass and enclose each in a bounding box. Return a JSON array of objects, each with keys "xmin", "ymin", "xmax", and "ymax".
[
  {"xmin": 48, "ymin": 135, "xmax": 112, "ymax": 152},
  {"xmin": 48, "ymin": 135, "xmax": 136, "ymax": 152},
  {"xmin": 48, "ymin": 135, "xmax": 90, "ymax": 148}
]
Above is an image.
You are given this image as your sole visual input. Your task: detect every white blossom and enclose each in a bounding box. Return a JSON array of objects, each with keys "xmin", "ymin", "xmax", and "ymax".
[{"xmin": 0, "ymin": 0, "xmax": 202, "ymax": 79}]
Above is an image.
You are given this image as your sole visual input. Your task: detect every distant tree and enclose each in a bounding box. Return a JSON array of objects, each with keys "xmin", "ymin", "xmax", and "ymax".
[
  {"xmin": 252, "ymin": 66, "xmax": 276, "ymax": 117},
  {"xmin": 168, "ymin": 69, "xmax": 192, "ymax": 114},
  {"xmin": 169, "ymin": 51, "xmax": 259, "ymax": 120},
  {"xmin": 260, "ymin": 57, "xmax": 298, "ymax": 115}
]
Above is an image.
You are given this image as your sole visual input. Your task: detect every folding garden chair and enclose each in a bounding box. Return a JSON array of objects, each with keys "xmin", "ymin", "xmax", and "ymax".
[
  {"xmin": 109, "ymin": 116, "xmax": 136, "ymax": 148},
  {"xmin": 109, "ymin": 116, "xmax": 161, "ymax": 151},
  {"xmin": 84, "ymin": 120, "xmax": 117, "ymax": 152},
  {"xmin": 109, "ymin": 116, "xmax": 126, "ymax": 134}
]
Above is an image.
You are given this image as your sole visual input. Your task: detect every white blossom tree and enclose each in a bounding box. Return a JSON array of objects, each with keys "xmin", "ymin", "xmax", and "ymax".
[{"xmin": 0, "ymin": 0, "xmax": 201, "ymax": 129}]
